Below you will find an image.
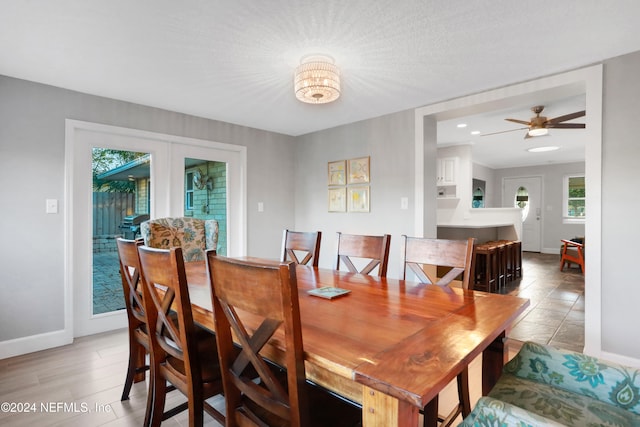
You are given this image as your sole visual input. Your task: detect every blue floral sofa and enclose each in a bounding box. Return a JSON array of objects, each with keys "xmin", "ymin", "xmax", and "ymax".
[
  {"xmin": 459, "ymin": 342, "xmax": 640, "ymax": 426},
  {"xmin": 140, "ymin": 217, "xmax": 218, "ymax": 262}
]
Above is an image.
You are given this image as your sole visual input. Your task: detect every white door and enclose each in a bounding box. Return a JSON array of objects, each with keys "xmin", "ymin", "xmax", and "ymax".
[
  {"xmin": 503, "ymin": 176, "xmax": 542, "ymax": 252},
  {"xmin": 67, "ymin": 121, "xmax": 246, "ymax": 337}
]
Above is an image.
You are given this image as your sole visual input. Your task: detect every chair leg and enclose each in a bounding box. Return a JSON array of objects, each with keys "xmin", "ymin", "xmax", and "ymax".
[
  {"xmin": 457, "ymin": 368, "xmax": 471, "ymax": 417},
  {"xmin": 189, "ymin": 388, "xmax": 204, "ymax": 427},
  {"xmin": 143, "ymin": 366, "xmax": 155, "ymax": 427},
  {"xmin": 121, "ymin": 340, "xmax": 147, "ymax": 401},
  {"xmin": 149, "ymin": 366, "xmax": 167, "ymax": 427}
]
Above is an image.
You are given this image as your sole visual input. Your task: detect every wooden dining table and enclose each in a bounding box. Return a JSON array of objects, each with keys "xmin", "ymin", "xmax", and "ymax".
[{"xmin": 184, "ymin": 260, "xmax": 529, "ymax": 427}]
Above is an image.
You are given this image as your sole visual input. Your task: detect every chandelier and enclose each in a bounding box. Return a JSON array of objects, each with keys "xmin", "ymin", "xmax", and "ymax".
[{"xmin": 294, "ymin": 55, "xmax": 341, "ymax": 104}]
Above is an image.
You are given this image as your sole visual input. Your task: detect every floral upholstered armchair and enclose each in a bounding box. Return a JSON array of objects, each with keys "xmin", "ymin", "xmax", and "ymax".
[
  {"xmin": 459, "ymin": 341, "xmax": 640, "ymax": 426},
  {"xmin": 140, "ymin": 217, "xmax": 218, "ymax": 262}
]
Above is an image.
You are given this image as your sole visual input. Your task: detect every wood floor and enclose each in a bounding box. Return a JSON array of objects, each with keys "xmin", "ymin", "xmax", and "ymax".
[{"xmin": 0, "ymin": 252, "xmax": 583, "ymax": 427}]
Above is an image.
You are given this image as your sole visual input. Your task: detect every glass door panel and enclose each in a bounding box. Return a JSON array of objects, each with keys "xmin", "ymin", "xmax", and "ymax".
[
  {"xmin": 91, "ymin": 148, "xmax": 150, "ymax": 315},
  {"xmin": 184, "ymin": 158, "xmax": 227, "ymax": 255}
]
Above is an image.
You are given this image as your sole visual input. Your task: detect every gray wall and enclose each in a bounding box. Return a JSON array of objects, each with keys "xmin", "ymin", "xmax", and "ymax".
[
  {"xmin": 0, "ymin": 75, "xmax": 295, "ymax": 341},
  {"xmin": 601, "ymin": 51, "xmax": 640, "ymax": 358},
  {"xmin": 491, "ymin": 162, "xmax": 586, "ymax": 253},
  {"xmin": 294, "ymin": 110, "xmax": 417, "ymax": 279}
]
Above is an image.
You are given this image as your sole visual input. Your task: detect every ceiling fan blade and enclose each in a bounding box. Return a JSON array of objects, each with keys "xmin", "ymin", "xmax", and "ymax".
[
  {"xmin": 481, "ymin": 127, "xmax": 528, "ymax": 137},
  {"xmin": 505, "ymin": 118, "xmax": 531, "ymax": 126},
  {"xmin": 546, "ymin": 110, "xmax": 585, "ymax": 124},
  {"xmin": 547, "ymin": 123, "xmax": 585, "ymax": 129}
]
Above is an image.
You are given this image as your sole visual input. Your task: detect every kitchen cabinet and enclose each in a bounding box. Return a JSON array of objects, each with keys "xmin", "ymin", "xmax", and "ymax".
[
  {"xmin": 437, "ymin": 157, "xmax": 457, "ymax": 186},
  {"xmin": 437, "ymin": 156, "xmax": 458, "ymax": 197}
]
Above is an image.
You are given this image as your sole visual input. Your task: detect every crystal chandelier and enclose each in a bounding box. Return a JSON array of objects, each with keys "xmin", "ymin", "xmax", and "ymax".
[{"xmin": 294, "ymin": 55, "xmax": 340, "ymax": 104}]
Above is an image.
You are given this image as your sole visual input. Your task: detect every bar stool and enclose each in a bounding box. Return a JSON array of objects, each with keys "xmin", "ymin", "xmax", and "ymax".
[
  {"xmin": 486, "ymin": 240, "xmax": 507, "ymax": 291},
  {"xmin": 496, "ymin": 240, "xmax": 516, "ymax": 283},
  {"xmin": 513, "ymin": 241, "xmax": 522, "ymax": 278},
  {"xmin": 473, "ymin": 244, "xmax": 498, "ymax": 292}
]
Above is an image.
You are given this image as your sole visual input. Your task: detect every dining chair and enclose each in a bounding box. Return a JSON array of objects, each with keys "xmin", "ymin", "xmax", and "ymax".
[
  {"xmin": 281, "ymin": 229, "xmax": 322, "ymax": 267},
  {"xmin": 116, "ymin": 237, "xmax": 153, "ymax": 426},
  {"xmin": 206, "ymin": 252, "xmax": 362, "ymax": 427},
  {"xmin": 137, "ymin": 245, "xmax": 225, "ymax": 427},
  {"xmin": 400, "ymin": 235, "xmax": 475, "ymax": 427},
  {"xmin": 335, "ymin": 232, "xmax": 391, "ymax": 277},
  {"xmin": 560, "ymin": 238, "xmax": 584, "ymax": 273},
  {"xmin": 140, "ymin": 217, "xmax": 218, "ymax": 262}
]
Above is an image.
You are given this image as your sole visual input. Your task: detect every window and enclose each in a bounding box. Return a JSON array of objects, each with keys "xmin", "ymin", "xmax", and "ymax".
[
  {"xmin": 185, "ymin": 171, "xmax": 194, "ymax": 210},
  {"xmin": 564, "ymin": 174, "xmax": 585, "ymax": 223},
  {"xmin": 514, "ymin": 186, "xmax": 529, "ymax": 222}
]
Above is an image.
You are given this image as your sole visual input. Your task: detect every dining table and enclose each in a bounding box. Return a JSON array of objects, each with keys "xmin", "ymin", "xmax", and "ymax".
[{"xmin": 183, "ymin": 260, "xmax": 529, "ymax": 427}]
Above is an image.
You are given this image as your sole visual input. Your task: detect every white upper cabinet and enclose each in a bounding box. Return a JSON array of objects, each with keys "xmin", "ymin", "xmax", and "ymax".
[{"xmin": 437, "ymin": 157, "xmax": 458, "ymax": 186}]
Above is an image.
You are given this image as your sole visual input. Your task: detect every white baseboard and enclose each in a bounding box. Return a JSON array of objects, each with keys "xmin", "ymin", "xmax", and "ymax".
[
  {"xmin": 541, "ymin": 247, "xmax": 560, "ymax": 255},
  {"xmin": 0, "ymin": 329, "xmax": 73, "ymax": 360},
  {"xmin": 596, "ymin": 349, "xmax": 640, "ymax": 369}
]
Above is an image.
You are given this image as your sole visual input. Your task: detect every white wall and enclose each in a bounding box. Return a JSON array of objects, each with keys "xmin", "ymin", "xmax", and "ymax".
[
  {"xmin": 293, "ymin": 110, "xmax": 417, "ymax": 279},
  {"xmin": 0, "ymin": 75, "xmax": 295, "ymax": 346},
  {"xmin": 492, "ymin": 162, "xmax": 585, "ymax": 253},
  {"xmin": 600, "ymin": 51, "xmax": 640, "ymax": 360}
]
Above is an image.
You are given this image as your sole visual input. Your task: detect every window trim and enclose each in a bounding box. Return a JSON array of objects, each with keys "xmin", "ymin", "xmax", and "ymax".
[
  {"xmin": 185, "ymin": 171, "xmax": 194, "ymax": 211},
  {"xmin": 563, "ymin": 173, "xmax": 585, "ymax": 224}
]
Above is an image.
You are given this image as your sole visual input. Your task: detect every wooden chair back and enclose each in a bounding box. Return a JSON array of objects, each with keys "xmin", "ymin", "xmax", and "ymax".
[
  {"xmin": 115, "ymin": 237, "xmax": 150, "ymax": 405},
  {"xmin": 206, "ymin": 253, "xmax": 309, "ymax": 427},
  {"xmin": 281, "ymin": 229, "xmax": 322, "ymax": 267},
  {"xmin": 117, "ymin": 238, "xmax": 147, "ymax": 343},
  {"xmin": 137, "ymin": 245, "xmax": 225, "ymax": 426},
  {"xmin": 335, "ymin": 232, "xmax": 391, "ymax": 277},
  {"xmin": 400, "ymin": 236, "xmax": 475, "ymax": 288}
]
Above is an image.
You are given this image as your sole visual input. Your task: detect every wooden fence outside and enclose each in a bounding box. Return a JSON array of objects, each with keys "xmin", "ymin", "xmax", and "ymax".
[{"xmin": 93, "ymin": 192, "xmax": 136, "ymax": 236}]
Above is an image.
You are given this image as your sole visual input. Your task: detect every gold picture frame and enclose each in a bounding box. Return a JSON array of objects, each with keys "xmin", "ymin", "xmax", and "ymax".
[
  {"xmin": 348, "ymin": 186, "xmax": 370, "ymax": 212},
  {"xmin": 328, "ymin": 160, "xmax": 346, "ymax": 186},
  {"xmin": 328, "ymin": 187, "xmax": 346, "ymax": 212},
  {"xmin": 347, "ymin": 156, "xmax": 370, "ymax": 184}
]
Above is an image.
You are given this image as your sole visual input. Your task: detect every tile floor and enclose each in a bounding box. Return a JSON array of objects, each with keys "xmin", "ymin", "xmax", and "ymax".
[{"xmin": 502, "ymin": 252, "xmax": 585, "ymax": 353}]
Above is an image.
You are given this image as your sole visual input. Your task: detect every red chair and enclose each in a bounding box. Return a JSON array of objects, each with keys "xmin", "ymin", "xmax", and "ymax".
[{"xmin": 560, "ymin": 239, "xmax": 585, "ymax": 273}]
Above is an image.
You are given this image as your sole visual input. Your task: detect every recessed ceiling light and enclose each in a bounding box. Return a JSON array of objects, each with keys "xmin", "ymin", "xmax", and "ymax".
[
  {"xmin": 456, "ymin": 123, "xmax": 467, "ymax": 128},
  {"xmin": 470, "ymin": 130, "xmax": 481, "ymax": 135},
  {"xmin": 527, "ymin": 146, "xmax": 559, "ymax": 153}
]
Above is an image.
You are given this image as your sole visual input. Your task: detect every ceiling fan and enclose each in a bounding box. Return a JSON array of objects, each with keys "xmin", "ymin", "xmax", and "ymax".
[{"xmin": 483, "ymin": 105, "xmax": 586, "ymax": 139}]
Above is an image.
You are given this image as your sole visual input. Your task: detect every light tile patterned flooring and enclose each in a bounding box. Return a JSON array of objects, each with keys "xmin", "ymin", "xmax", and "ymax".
[{"xmin": 503, "ymin": 252, "xmax": 585, "ymax": 353}]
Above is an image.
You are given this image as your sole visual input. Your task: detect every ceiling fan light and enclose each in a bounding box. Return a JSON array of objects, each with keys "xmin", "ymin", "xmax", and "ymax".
[
  {"xmin": 528, "ymin": 127, "xmax": 549, "ymax": 137},
  {"xmin": 527, "ymin": 146, "xmax": 559, "ymax": 153}
]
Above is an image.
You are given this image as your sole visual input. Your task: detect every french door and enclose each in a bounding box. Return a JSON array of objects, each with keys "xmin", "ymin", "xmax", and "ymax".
[{"xmin": 67, "ymin": 120, "xmax": 246, "ymax": 337}]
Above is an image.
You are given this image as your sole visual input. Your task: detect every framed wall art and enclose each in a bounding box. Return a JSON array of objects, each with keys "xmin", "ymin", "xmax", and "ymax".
[
  {"xmin": 328, "ymin": 187, "xmax": 347, "ymax": 212},
  {"xmin": 347, "ymin": 156, "xmax": 370, "ymax": 184},
  {"xmin": 328, "ymin": 160, "xmax": 346, "ymax": 186},
  {"xmin": 348, "ymin": 186, "xmax": 369, "ymax": 212}
]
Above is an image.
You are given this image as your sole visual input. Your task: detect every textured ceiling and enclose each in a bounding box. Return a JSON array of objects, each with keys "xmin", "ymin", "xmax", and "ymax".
[{"xmin": 2, "ymin": 1, "xmax": 640, "ymax": 166}]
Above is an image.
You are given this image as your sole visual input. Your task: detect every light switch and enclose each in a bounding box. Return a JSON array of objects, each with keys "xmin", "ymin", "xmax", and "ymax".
[
  {"xmin": 46, "ymin": 199, "xmax": 58, "ymax": 214},
  {"xmin": 257, "ymin": 202, "xmax": 264, "ymax": 212},
  {"xmin": 400, "ymin": 197, "xmax": 409, "ymax": 210}
]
